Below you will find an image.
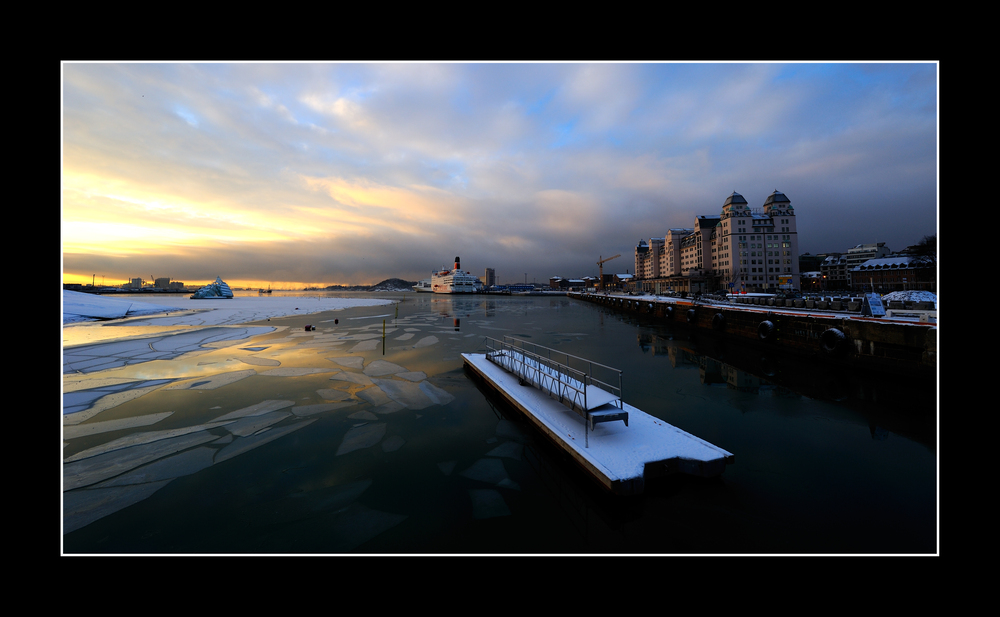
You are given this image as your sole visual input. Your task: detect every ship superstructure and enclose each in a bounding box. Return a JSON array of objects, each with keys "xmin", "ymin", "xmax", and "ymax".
[{"xmin": 431, "ymin": 257, "xmax": 477, "ymax": 294}]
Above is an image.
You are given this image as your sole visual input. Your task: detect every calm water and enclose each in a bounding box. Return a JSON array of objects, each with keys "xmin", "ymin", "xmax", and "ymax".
[{"xmin": 62, "ymin": 293, "xmax": 937, "ymax": 554}]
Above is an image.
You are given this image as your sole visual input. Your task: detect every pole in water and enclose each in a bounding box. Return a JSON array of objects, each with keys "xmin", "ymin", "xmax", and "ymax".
[{"xmin": 383, "ymin": 319, "xmax": 386, "ymax": 355}]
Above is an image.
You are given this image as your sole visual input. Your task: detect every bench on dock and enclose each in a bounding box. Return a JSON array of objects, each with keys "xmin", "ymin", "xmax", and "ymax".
[
  {"xmin": 481, "ymin": 336, "xmax": 626, "ymax": 446},
  {"xmin": 462, "ymin": 351, "xmax": 734, "ymax": 494}
]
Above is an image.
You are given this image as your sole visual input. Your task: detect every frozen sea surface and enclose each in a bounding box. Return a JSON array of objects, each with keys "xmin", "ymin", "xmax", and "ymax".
[{"xmin": 64, "ymin": 290, "xmax": 395, "ymax": 326}]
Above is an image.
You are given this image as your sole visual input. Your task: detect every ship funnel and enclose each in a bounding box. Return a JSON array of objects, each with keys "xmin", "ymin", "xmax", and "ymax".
[{"xmin": 454, "ymin": 256, "xmax": 461, "ymax": 270}]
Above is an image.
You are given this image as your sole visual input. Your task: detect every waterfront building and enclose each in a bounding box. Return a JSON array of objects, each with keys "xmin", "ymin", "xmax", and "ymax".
[
  {"xmin": 851, "ymin": 255, "xmax": 935, "ymax": 293},
  {"xmin": 845, "ymin": 243, "xmax": 891, "ymax": 288},
  {"xmin": 820, "ymin": 254, "xmax": 850, "ymax": 290},
  {"xmin": 633, "ymin": 190, "xmax": 800, "ymax": 294},
  {"xmin": 485, "ymin": 268, "xmax": 496, "ymax": 287},
  {"xmin": 634, "ymin": 238, "xmax": 664, "ymax": 283}
]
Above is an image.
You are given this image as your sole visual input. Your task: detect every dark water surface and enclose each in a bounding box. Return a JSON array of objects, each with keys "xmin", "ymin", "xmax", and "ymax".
[{"xmin": 62, "ymin": 293, "xmax": 937, "ymax": 554}]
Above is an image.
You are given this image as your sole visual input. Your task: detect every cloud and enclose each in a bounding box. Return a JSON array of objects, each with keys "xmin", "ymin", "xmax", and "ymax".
[{"xmin": 62, "ymin": 62, "xmax": 938, "ymax": 286}]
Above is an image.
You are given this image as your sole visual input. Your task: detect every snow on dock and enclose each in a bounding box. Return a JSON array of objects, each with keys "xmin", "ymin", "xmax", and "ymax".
[{"xmin": 462, "ymin": 338, "xmax": 733, "ymax": 495}]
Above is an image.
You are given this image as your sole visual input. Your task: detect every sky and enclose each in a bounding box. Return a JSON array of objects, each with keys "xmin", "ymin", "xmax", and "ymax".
[{"xmin": 61, "ymin": 62, "xmax": 938, "ymax": 289}]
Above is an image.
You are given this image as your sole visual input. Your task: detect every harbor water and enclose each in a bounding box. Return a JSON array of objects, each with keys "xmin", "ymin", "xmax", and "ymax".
[{"xmin": 62, "ymin": 292, "xmax": 937, "ymax": 554}]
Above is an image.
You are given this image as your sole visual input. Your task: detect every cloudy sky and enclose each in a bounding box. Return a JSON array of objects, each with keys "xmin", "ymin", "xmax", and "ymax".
[{"xmin": 61, "ymin": 62, "xmax": 937, "ymax": 288}]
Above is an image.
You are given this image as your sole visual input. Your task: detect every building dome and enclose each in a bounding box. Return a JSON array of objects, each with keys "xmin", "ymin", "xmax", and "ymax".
[
  {"xmin": 763, "ymin": 190, "xmax": 791, "ymax": 206},
  {"xmin": 723, "ymin": 191, "xmax": 747, "ymax": 207}
]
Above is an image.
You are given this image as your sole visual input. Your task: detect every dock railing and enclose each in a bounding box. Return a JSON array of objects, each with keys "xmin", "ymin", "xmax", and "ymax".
[{"xmin": 479, "ymin": 336, "xmax": 626, "ymax": 446}]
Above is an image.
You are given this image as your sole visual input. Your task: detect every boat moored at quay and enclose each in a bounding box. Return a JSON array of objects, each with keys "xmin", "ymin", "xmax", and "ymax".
[{"xmin": 431, "ymin": 257, "xmax": 478, "ymax": 294}]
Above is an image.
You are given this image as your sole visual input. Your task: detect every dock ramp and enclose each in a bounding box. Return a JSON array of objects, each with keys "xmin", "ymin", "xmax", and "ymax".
[{"xmin": 481, "ymin": 336, "xmax": 627, "ymax": 444}]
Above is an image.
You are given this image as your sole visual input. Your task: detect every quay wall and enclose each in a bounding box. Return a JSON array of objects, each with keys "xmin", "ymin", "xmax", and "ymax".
[{"xmin": 571, "ymin": 293, "xmax": 936, "ymax": 377}]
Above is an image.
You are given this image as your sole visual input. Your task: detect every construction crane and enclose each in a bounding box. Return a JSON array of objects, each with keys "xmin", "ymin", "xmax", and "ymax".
[{"xmin": 597, "ymin": 254, "xmax": 621, "ymax": 292}]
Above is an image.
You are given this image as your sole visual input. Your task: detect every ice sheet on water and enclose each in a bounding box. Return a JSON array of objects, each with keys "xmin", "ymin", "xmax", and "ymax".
[
  {"xmin": 350, "ymin": 339, "xmax": 381, "ymax": 352},
  {"xmin": 63, "ymin": 290, "xmax": 180, "ymax": 323},
  {"xmin": 63, "ymin": 480, "xmax": 172, "ymax": 534},
  {"xmin": 413, "ymin": 336, "xmax": 439, "ymax": 348},
  {"xmin": 486, "ymin": 441, "xmax": 523, "ymax": 460},
  {"xmin": 468, "ymin": 489, "xmax": 511, "ymax": 519},
  {"xmin": 63, "ymin": 326, "xmax": 275, "ymax": 374},
  {"xmin": 372, "ymin": 378, "xmax": 436, "ymax": 410},
  {"xmin": 329, "ymin": 371, "xmax": 373, "ymax": 386},
  {"xmin": 395, "ymin": 371, "xmax": 427, "ymax": 382},
  {"xmin": 336, "ymin": 332, "xmax": 383, "ymax": 340},
  {"xmin": 460, "ymin": 458, "xmax": 513, "ymax": 486},
  {"xmin": 166, "ymin": 369, "xmax": 256, "ymax": 390},
  {"xmin": 348, "ymin": 410, "xmax": 379, "ymax": 421},
  {"xmin": 64, "ymin": 430, "xmax": 220, "ymax": 491},
  {"xmin": 96, "ymin": 446, "xmax": 216, "ymax": 487},
  {"xmin": 437, "ymin": 461, "xmax": 456, "ymax": 475},
  {"xmin": 395, "ymin": 333, "xmax": 415, "ymax": 341},
  {"xmin": 63, "ymin": 379, "xmax": 172, "ymax": 417},
  {"xmin": 373, "ymin": 401, "xmax": 406, "ymax": 415},
  {"xmin": 316, "ymin": 388, "xmax": 353, "ymax": 402},
  {"xmin": 292, "ymin": 402, "xmax": 351, "ymax": 417},
  {"xmin": 63, "ymin": 411, "xmax": 174, "ymax": 439},
  {"xmin": 212, "ymin": 399, "xmax": 294, "ymax": 421},
  {"xmin": 238, "ymin": 355, "xmax": 281, "ymax": 366},
  {"xmin": 259, "ymin": 367, "xmax": 339, "ymax": 376},
  {"xmin": 356, "ymin": 386, "xmax": 393, "ymax": 407},
  {"xmin": 381, "ymin": 435, "xmax": 405, "ymax": 452},
  {"xmin": 330, "ymin": 356, "xmax": 365, "ymax": 369},
  {"xmin": 64, "ymin": 421, "xmax": 229, "ymax": 462},
  {"xmin": 336, "ymin": 422, "xmax": 386, "ymax": 456},
  {"xmin": 363, "ymin": 360, "xmax": 407, "ymax": 376},
  {"xmin": 419, "ymin": 380, "xmax": 455, "ymax": 406},
  {"xmin": 214, "ymin": 419, "xmax": 315, "ymax": 464},
  {"xmin": 225, "ymin": 410, "xmax": 291, "ymax": 437}
]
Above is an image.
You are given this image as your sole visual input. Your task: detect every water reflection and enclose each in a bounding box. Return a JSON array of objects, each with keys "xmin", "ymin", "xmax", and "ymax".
[{"xmin": 632, "ymin": 324, "xmax": 935, "ymax": 450}]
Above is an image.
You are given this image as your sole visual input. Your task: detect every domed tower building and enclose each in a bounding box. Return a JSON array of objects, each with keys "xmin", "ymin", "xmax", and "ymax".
[
  {"xmin": 716, "ymin": 191, "xmax": 751, "ymax": 292},
  {"xmin": 715, "ymin": 190, "xmax": 799, "ymax": 293},
  {"xmin": 761, "ymin": 190, "xmax": 799, "ymax": 291}
]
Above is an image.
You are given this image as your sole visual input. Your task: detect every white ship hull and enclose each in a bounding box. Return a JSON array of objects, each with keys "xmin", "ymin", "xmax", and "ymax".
[
  {"xmin": 413, "ymin": 279, "xmax": 433, "ymax": 293},
  {"xmin": 430, "ymin": 256, "xmax": 478, "ymax": 294}
]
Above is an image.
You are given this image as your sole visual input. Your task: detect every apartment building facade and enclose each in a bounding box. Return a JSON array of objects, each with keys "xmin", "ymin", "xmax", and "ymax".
[{"xmin": 633, "ymin": 190, "xmax": 800, "ymax": 294}]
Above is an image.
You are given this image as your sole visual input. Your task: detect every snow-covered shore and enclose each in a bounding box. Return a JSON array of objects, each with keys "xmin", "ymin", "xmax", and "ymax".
[{"xmin": 63, "ymin": 290, "xmax": 395, "ymax": 326}]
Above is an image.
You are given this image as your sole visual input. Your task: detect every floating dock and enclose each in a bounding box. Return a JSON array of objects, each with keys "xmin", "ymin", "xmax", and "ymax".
[{"xmin": 462, "ymin": 337, "xmax": 733, "ymax": 495}]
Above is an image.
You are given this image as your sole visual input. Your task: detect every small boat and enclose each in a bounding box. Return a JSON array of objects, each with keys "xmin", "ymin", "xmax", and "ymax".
[
  {"xmin": 412, "ymin": 279, "xmax": 433, "ymax": 293},
  {"xmin": 191, "ymin": 276, "xmax": 234, "ymax": 299},
  {"xmin": 259, "ymin": 286, "xmax": 272, "ymax": 295}
]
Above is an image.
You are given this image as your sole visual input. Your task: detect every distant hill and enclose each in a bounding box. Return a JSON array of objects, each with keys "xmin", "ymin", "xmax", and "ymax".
[
  {"xmin": 321, "ymin": 278, "xmax": 417, "ymax": 292},
  {"xmin": 371, "ymin": 278, "xmax": 417, "ymax": 291}
]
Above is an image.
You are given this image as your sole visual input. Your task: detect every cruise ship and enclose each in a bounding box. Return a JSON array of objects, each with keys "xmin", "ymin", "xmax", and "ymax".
[{"xmin": 431, "ymin": 257, "xmax": 478, "ymax": 294}]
